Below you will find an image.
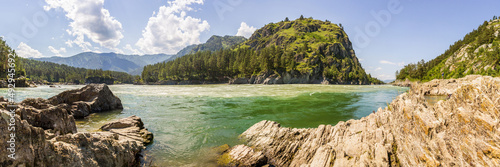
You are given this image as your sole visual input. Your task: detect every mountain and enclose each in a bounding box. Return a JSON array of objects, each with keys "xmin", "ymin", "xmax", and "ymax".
[
  {"xmin": 33, "ymin": 35, "xmax": 245, "ymax": 76},
  {"xmin": 163, "ymin": 35, "xmax": 247, "ymax": 62},
  {"xmin": 396, "ymin": 17, "xmax": 500, "ymax": 81},
  {"xmin": 142, "ymin": 17, "xmax": 383, "ymax": 84},
  {"xmin": 34, "ymin": 52, "xmax": 173, "ymax": 75}
]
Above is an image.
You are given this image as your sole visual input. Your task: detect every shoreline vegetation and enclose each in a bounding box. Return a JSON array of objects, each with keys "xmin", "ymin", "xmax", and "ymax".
[
  {"xmin": 0, "ymin": 84, "xmax": 153, "ymax": 166},
  {"xmin": 216, "ymin": 75, "xmax": 500, "ymax": 166}
]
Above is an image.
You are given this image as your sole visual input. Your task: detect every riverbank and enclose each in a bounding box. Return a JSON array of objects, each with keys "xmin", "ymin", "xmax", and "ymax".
[
  {"xmin": 0, "ymin": 84, "xmax": 153, "ymax": 167},
  {"xmin": 221, "ymin": 75, "xmax": 500, "ymax": 166}
]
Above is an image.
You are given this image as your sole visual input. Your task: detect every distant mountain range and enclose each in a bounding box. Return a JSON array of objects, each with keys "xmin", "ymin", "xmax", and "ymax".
[
  {"xmin": 33, "ymin": 35, "xmax": 247, "ymax": 75},
  {"xmin": 162, "ymin": 35, "xmax": 247, "ymax": 62},
  {"xmin": 34, "ymin": 53, "xmax": 172, "ymax": 75}
]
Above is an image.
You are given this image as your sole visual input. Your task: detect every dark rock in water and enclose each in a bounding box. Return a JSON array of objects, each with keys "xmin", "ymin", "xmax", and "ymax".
[
  {"xmin": 226, "ymin": 75, "xmax": 500, "ymax": 166},
  {"xmin": 229, "ymin": 78, "xmax": 249, "ymax": 84},
  {"xmin": 100, "ymin": 115, "xmax": 154, "ymax": 145},
  {"xmin": 157, "ymin": 80, "xmax": 177, "ymax": 85},
  {"xmin": 48, "ymin": 84, "xmax": 123, "ymax": 118},
  {"xmin": 85, "ymin": 76, "xmax": 114, "ymax": 84},
  {"xmin": 392, "ymin": 78, "xmax": 416, "ymax": 87}
]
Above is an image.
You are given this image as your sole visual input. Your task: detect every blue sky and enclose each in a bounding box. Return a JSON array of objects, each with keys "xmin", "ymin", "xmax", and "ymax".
[{"xmin": 0, "ymin": 0, "xmax": 499, "ymax": 80}]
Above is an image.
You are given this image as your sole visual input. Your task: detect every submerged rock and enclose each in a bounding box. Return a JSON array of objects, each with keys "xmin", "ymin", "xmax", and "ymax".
[
  {"xmin": 218, "ymin": 145, "xmax": 268, "ymax": 167},
  {"xmin": 226, "ymin": 75, "xmax": 500, "ymax": 166}
]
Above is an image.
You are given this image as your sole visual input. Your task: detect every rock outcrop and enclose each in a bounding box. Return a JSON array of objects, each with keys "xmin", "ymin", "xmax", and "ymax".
[
  {"xmin": 100, "ymin": 115, "xmax": 154, "ymax": 145},
  {"xmin": 48, "ymin": 84, "xmax": 123, "ymax": 118},
  {"xmin": 0, "ymin": 109, "xmax": 144, "ymax": 167},
  {"xmin": 0, "ymin": 84, "xmax": 152, "ymax": 167},
  {"xmin": 224, "ymin": 75, "xmax": 500, "ymax": 166}
]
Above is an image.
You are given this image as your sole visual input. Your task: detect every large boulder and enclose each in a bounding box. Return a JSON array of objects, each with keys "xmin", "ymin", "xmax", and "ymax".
[
  {"xmin": 227, "ymin": 75, "xmax": 500, "ymax": 166},
  {"xmin": 48, "ymin": 84, "xmax": 123, "ymax": 118}
]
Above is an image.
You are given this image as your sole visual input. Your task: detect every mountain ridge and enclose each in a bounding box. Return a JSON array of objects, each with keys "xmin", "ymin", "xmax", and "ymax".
[{"xmin": 33, "ymin": 35, "xmax": 247, "ymax": 75}]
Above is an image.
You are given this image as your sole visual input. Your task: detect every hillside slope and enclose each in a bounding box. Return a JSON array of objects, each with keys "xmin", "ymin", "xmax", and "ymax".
[
  {"xmin": 396, "ymin": 17, "xmax": 500, "ymax": 81},
  {"xmin": 143, "ymin": 17, "xmax": 382, "ymax": 84}
]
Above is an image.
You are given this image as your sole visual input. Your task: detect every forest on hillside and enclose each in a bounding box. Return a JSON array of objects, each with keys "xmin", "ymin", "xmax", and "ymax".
[
  {"xmin": 142, "ymin": 44, "xmax": 382, "ymax": 84},
  {"xmin": 396, "ymin": 17, "xmax": 500, "ymax": 81}
]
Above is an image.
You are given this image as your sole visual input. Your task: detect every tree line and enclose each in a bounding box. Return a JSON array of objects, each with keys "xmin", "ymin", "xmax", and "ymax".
[
  {"xmin": 22, "ymin": 58, "xmax": 135, "ymax": 84},
  {"xmin": 142, "ymin": 43, "xmax": 383, "ymax": 84}
]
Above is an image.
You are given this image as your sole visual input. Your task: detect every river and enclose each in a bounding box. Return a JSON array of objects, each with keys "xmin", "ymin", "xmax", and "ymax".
[{"xmin": 3, "ymin": 84, "xmax": 408, "ymax": 166}]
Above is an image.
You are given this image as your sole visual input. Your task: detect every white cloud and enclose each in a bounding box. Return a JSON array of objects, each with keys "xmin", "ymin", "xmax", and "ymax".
[
  {"xmin": 236, "ymin": 22, "xmax": 256, "ymax": 38},
  {"xmin": 376, "ymin": 74, "xmax": 395, "ymax": 80},
  {"xmin": 124, "ymin": 44, "xmax": 142, "ymax": 55},
  {"xmin": 16, "ymin": 42, "xmax": 44, "ymax": 58},
  {"xmin": 380, "ymin": 60, "xmax": 395, "ymax": 65},
  {"xmin": 48, "ymin": 46, "xmax": 67, "ymax": 57},
  {"xmin": 379, "ymin": 60, "xmax": 404, "ymax": 66},
  {"xmin": 358, "ymin": 58, "xmax": 364, "ymax": 62},
  {"xmin": 136, "ymin": 0, "xmax": 210, "ymax": 54},
  {"xmin": 44, "ymin": 0, "xmax": 123, "ymax": 50},
  {"xmin": 374, "ymin": 67, "xmax": 382, "ymax": 71}
]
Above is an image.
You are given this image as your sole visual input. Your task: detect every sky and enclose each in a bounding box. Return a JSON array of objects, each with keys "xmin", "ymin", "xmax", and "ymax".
[{"xmin": 0, "ymin": 0, "xmax": 499, "ymax": 81}]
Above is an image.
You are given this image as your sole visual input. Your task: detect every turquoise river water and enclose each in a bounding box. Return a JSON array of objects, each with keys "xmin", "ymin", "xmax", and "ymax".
[{"xmin": 2, "ymin": 84, "xmax": 408, "ymax": 166}]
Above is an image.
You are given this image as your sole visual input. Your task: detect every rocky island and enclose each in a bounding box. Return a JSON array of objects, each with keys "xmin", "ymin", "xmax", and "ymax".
[
  {"xmin": 219, "ymin": 75, "xmax": 500, "ymax": 166},
  {"xmin": 0, "ymin": 84, "xmax": 153, "ymax": 167},
  {"xmin": 142, "ymin": 17, "xmax": 384, "ymax": 85}
]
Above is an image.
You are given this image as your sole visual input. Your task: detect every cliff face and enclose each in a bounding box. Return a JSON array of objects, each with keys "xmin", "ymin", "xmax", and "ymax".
[{"xmin": 222, "ymin": 75, "xmax": 500, "ymax": 166}]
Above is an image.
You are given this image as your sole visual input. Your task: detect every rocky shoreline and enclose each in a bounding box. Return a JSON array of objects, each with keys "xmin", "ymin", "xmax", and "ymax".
[
  {"xmin": 391, "ymin": 78, "xmax": 417, "ymax": 87},
  {"xmin": 220, "ymin": 75, "xmax": 500, "ymax": 166},
  {"xmin": 0, "ymin": 84, "xmax": 153, "ymax": 167}
]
